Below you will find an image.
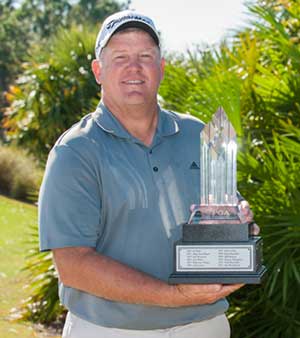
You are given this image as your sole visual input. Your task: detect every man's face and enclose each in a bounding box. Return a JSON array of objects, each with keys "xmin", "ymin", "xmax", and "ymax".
[{"xmin": 92, "ymin": 29, "xmax": 165, "ymax": 108}]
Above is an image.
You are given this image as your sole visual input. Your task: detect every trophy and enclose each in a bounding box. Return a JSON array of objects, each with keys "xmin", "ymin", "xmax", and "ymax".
[{"xmin": 169, "ymin": 108, "xmax": 266, "ymax": 284}]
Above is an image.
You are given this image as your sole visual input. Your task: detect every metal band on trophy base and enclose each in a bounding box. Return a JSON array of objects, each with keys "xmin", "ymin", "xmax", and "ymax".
[
  {"xmin": 169, "ymin": 269, "xmax": 266, "ymax": 284},
  {"xmin": 169, "ymin": 108, "xmax": 266, "ymax": 284},
  {"xmin": 182, "ymin": 222, "xmax": 249, "ymax": 242}
]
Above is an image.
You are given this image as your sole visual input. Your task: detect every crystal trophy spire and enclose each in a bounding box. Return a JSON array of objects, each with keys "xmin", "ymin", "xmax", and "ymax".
[{"xmin": 200, "ymin": 107, "xmax": 238, "ymax": 206}]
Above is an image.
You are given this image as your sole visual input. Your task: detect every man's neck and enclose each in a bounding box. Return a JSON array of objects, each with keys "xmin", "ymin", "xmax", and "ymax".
[{"xmin": 103, "ymin": 99, "xmax": 159, "ymax": 147}]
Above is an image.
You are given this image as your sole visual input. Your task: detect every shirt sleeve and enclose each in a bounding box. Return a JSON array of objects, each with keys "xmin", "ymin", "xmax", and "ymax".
[{"xmin": 39, "ymin": 144, "xmax": 102, "ymax": 251}]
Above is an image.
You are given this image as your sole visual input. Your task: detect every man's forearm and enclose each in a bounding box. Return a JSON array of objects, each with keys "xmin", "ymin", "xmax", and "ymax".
[
  {"xmin": 53, "ymin": 247, "xmax": 176, "ymax": 307},
  {"xmin": 53, "ymin": 247, "xmax": 243, "ymax": 308}
]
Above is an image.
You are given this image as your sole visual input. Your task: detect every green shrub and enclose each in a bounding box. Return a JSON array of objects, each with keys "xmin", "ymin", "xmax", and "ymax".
[
  {"xmin": 4, "ymin": 25, "xmax": 100, "ymax": 161},
  {"xmin": 20, "ymin": 226, "xmax": 66, "ymax": 326},
  {"xmin": 228, "ymin": 127, "xmax": 300, "ymax": 338},
  {"xmin": 0, "ymin": 145, "xmax": 42, "ymax": 202}
]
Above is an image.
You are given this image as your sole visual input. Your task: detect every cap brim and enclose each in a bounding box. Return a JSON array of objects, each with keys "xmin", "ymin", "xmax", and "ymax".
[{"xmin": 114, "ymin": 21, "xmax": 159, "ymax": 46}]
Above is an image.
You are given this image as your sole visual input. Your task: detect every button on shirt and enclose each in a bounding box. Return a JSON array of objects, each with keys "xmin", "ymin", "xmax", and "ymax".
[{"xmin": 39, "ymin": 102, "xmax": 228, "ymax": 330}]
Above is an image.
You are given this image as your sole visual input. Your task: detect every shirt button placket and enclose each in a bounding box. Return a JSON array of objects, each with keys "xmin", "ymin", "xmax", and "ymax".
[{"xmin": 148, "ymin": 148, "xmax": 159, "ymax": 175}]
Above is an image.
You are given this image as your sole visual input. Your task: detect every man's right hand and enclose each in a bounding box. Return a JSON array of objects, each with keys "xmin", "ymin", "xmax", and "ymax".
[{"xmin": 171, "ymin": 283, "xmax": 244, "ymax": 307}]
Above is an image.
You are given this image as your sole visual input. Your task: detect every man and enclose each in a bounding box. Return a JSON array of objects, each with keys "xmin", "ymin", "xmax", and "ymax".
[{"xmin": 39, "ymin": 10, "xmax": 258, "ymax": 338}]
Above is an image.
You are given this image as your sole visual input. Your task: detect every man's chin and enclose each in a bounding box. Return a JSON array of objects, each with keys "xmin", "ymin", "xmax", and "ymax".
[
  {"xmin": 123, "ymin": 96, "xmax": 148, "ymax": 106},
  {"xmin": 121, "ymin": 92, "xmax": 157, "ymax": 107}
]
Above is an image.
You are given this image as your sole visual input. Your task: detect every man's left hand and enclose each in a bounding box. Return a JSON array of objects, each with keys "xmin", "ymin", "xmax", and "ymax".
[{"xmin": 238, "ymin": 200, "xmax": 260, "ymax": 235}]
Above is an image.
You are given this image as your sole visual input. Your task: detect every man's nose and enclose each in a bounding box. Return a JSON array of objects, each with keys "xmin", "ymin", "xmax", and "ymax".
[{"xmin": 127, "ymin": 56, "xmax": 142, "ymax": 69}]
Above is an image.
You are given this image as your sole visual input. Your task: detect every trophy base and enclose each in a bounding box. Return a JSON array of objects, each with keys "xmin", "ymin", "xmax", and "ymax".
[
  {"xmin": 169, "ymin": 237, "xmax": 266, "ymax": 284},
  {"xmin": 169, "ymin": 265, "xmax": 267, "ymax": 284}
]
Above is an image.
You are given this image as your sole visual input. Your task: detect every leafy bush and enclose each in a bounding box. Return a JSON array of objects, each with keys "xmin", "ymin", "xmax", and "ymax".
[
  {"xmin": 228, "ymin": 126, "xmax": 300, "ymax": 338},
  {"xmin": 160, "ymin": 46, "xmax": 243, "ymax": 135},
  {"xmin": 4, "ymin": 25, "xmax": 100, "ymax": 161},
  {"xmin": 20, "ymin": 225, "xmax": 65, "ymax": 326},
  {"xmin": 0, "ymin": 145, "xmax": 42, "ymax": 202},
  {"xmin": 0, "ymin": 0, "xmax": 126, "ymax": 98}
]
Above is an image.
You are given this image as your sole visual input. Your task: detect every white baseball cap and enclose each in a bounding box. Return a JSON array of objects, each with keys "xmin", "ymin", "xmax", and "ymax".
[{"xmin": 95, "ymin": 10, "xmax": 160, "ymax": 59}]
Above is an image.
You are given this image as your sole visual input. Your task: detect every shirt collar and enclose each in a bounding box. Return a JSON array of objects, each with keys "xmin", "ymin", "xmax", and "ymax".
[{"xmin": 92, "ymin": 101, "xmax": 180, "ymax": 140}]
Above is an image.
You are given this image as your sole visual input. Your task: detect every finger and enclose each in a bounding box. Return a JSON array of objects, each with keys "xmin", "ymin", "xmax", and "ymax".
[
  {"xmin": 178, "ymin": 283, "xmax": 222, "ymax": 293},
  {"xmin": 222, "ymin": 283, "xmax": 244, "ymax": 290},
  {"xmin": 245, "ymin": 211, "xmax": 254, "ymax": 223},
  {"xmin": 240, "ymin": 204, "xmax": 253, "ymax": 217},
  {"xmin": 191, "ymin": 283, "xmax": 244, "ymax": 296},
  {"xmin": 249, "ymin": 222, "xmax": 260, "ymax": 235},
  {"xmin": 190, "ymin": 284, "xmax": 223, "ymax": 293},
  {"xmin": 239, "ymin": 200, "xmax": 254, "ymax": 223},
  {"xmin": 239, "ymin": 200, "xmax": 250, "ymax": 211},
  {"xmin": 218, "ymin": 283, "xmax": 244, "ymax": 295},
  {"xmin": 203, "ymin": 283, "xmax": 244, "ymax": 303}
]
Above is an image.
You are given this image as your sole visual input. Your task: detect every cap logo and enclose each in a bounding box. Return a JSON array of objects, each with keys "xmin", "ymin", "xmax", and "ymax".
[{"xmin": 106, "ymin": 14, "xmax": 152, "ymax": 30}]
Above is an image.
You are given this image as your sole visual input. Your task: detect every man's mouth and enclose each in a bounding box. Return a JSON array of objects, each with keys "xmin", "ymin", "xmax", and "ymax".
[{"xmin": 123, "ymin": 80, "xmax": 145, "ymax": 85}]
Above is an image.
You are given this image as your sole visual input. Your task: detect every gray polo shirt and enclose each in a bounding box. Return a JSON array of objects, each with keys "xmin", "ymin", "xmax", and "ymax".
[{"xmin": 39, "ymin": 102, "xmax": 228, "ymax": 330}]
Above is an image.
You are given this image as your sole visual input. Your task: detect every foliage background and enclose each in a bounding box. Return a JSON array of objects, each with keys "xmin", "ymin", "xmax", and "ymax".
[{"xmin": 1, "ymin": 0, "xmax": 300, "ymax": 337}]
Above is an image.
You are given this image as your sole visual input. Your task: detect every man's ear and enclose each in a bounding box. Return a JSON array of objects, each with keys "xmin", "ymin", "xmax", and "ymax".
[
  {"xmin": 160, "ymin": 57, "xmax": 165, "ymax": 82},
  {"xmin": 91, "ymin": 59, "xmax": 102, "ymax": 85}
]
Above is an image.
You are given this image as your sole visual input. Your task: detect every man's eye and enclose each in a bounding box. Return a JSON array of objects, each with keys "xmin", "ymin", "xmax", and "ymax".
[
  {"xmin": 115, "ymin": 55, "xmax": 126, "ymax": 60},
  {"xmin": 141, "ymin": 54, "xmax": 151, "ymax": 58}
]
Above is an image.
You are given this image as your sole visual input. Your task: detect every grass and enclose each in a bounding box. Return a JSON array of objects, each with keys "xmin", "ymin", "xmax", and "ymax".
[{"xmin": 0, "ymin": 195, "xmax": 61, "ymax": 337}]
